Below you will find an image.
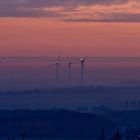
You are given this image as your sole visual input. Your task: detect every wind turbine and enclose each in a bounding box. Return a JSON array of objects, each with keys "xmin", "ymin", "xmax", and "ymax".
[
  {"xmin": 55, "ymin": 59, "xmax": 60, "ymax": 83},
  {"xmin": 80, "ymin": 57, "xmax": 87, "ymax": 86},
  {"xmin": 47, "ymin": 56, "xmax": 62, "ymax": 83},
  {"xmin": 67, "ymin": 58, "xmax": 79, "ymax": 82},
  {"xmin": 55, "ymin": 55, "xmax": 64, "ymax": 83},
  {"xmin": 67, "ymin": 58, "xmax": 72, "ymax": 81},
  {"xmin": 75, "ymin": 57, "xmax": 87, "ymax": 86}
]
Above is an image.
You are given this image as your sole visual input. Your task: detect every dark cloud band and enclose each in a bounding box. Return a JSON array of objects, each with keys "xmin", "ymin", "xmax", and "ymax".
[{"xmin": 0, "ymin": 0, "xmax": 139, "ymax": 22}]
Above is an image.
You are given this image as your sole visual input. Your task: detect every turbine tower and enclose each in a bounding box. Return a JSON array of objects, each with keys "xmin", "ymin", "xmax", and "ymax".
[
  {"xmin": 67, "ymin": 58, "xmax": 78, "ymax": 82},
  {"xmin": 80, "ymin": 57, "xmax": 86, "ymax": 86},
  {"xmin": 47, "ymin": 56, "xmax": 62, "ymax": 83},
  {"xmin": 68, "ymin": 59, "xmax": 72, "ymax": 81},
  {"xmin": 55, "ymin": 60, "xmax": 60, "ymax": 83},
  {"xmin": 55, "ymin": 56, "xmax": 61, "ymax": 83}
]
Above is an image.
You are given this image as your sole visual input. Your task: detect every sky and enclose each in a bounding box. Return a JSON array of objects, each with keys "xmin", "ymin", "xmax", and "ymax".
[
  {"xmin": 0, "ymin": 0, "xmax": 140, "ymax": 108},
  {"xmin": 0, "ymin": 0, "xmax": 140, "ymax": 57}
]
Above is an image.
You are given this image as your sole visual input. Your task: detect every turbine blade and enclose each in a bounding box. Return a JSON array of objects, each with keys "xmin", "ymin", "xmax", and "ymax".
[
  {"xmin": 72, "ymin": 62, "xmax": 79, "ymax": 64},
  {"xmin": 67, "ymin": 57, "xmax": 78, "ymax": 65},
  {"xmin": 47, "ymin": 64, "xmax": 56, "ymax": 67},
  {"xmin": 74, "ymin": 57, "xmax": 80, "ymax": 61},
  {"xmin": 84, "ymin": 56, "xmax": 88, "ymax": 61},
  {"xmin": 57, "ymin": 56, "xmax": 61, "ymax": 61},
  {"xmin": 57, "ymin": 51, "xmax": 61, "ymax": 61}
]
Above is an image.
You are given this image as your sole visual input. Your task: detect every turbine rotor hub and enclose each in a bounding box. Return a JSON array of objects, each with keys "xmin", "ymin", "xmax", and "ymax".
[
  {"xmin": 80, "ymin": 58, "xmax": 84, "ymax": 62},
  {"xmin": 56, "ymin": 61, "xmax": 59, "ymax": 65}
]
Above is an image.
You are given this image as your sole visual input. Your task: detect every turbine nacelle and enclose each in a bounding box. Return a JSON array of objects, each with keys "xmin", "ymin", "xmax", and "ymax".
[
  {"xmin": 56, "ymin": 61, "xmax": 60, "ymax": 65},
  {"xmin": 80, "ymin": 58, "xmax": 86, "ymax": 63},
  {"xmin": 68, "ymin": 61, "xmax": 72, "ymax": 65}
]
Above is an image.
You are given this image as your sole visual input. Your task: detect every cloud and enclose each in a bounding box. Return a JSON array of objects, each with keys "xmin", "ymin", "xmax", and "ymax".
[
  {"xmin": 0, "ymin": 0, "xmax": 140, "ymax": 22},
  {"xmin": 63, "ymin": 1, "xmax": 140, "ymax": 22},
  {"xmin": 64, "ymin": 13, "xmax": 140, "ymax": 22}
]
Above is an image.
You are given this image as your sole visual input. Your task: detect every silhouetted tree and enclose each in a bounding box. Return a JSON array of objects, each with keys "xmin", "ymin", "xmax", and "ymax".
[
  {"xmin": 137, "ymin": 136, "xmax": 140, "ymax": 140},
  {"xmin": 99, "ymin": 129, "xmax": 106, "ymax": 140},
  {"xmin": 112, "ymin": 131, "xmax": 123, "ymax": 140},
  {"xmin": 22, "ymin": 133, "xmax": 25, "ymax": 140}
]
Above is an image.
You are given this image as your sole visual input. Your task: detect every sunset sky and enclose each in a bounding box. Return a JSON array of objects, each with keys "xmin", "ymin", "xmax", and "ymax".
[{"xmin": 0, "ymin": 0, "xmax": 140, "ymax": 57}]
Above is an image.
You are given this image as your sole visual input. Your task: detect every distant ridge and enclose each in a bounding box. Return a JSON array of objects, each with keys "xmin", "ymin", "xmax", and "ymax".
[
  {"xmin": 0, "ymin": 85, "xmax": 140, "ymax": 95},
  {"xmin": 0, "ymin": 109, "xmax": 114, "ymax": 138}
]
